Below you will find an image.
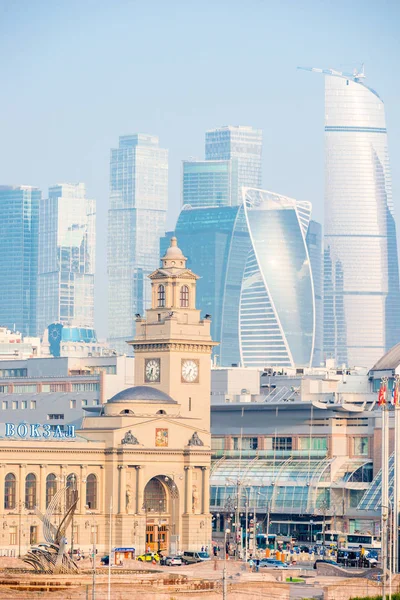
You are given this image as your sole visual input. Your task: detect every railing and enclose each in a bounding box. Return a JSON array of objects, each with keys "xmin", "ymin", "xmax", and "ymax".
[{"xmin": 211, "ymin": 449, "xmax": 327, "ymax": 459}]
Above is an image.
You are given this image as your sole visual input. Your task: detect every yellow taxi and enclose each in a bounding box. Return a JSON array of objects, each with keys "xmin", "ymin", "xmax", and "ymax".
[{"xmin": 137, "ymin": 552, "xmax": 160, "ymax": 562}]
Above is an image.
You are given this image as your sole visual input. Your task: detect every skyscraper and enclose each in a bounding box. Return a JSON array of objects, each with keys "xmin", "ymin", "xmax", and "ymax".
[
  {"xmin": 303, "ymin": 67, "xmax": 400, "ymax": 368},
  {"xmin": 37, "ymin": 183, "xmax": 96, "ymax": 335},
  {"xmin": 108, "ymin": 134, "xmax": 168, "ymax": 353},
  {"xmin": 182, "ymin": 125, "xmax": 262, "ymax": 208},
  {"xmin": 306, "ymin": 220, "xmax": 323, "ymax": 367},
  {"xmin": 167, "ymin": 189, "xmax": 318, "ymax": 368},
  {"xmin": 0, "ymin": 186, "xmax": 40, "ymax": 336}
]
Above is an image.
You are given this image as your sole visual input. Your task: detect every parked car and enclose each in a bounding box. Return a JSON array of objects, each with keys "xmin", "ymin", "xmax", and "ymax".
[
  {"xmin": 164, "ymin": 556, "xmax": 183, "ymax": 566},
  {"xmin": 181, "ymin": 551, "xmax": 210, "ymax": 564},
  {"xmin": 100, "ymin": 555, "xmax": 109, "ymax": 565},
  {"xmin": 259, "ymin": 559, "xmax": 288, "ymax": 569},
  {"xmin": 137, "ymin": 552, "xmax": 160, "ymax": 562}
]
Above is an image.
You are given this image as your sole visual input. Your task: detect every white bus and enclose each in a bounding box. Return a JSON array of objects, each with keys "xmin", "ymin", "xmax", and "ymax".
[{"xmin": 315, "ymin": 531, "xmax": 380, "ymax": 550}]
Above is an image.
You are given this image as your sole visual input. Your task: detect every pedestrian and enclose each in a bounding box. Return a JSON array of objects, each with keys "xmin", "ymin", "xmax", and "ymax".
[{"xmin": 201, "ymin": 545, "xmax": 204, "ymax": 552}]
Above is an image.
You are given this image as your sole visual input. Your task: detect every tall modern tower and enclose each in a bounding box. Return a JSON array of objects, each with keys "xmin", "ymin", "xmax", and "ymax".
[
  {"xmin": 108, "ymin": 134, "xmax": 168, "ymax": 354},
  {"xmin": 37, "ymin": 183, "xmax": 96, "ymax": 334},
  {"xmin": 182, "ymin": 126, "xmax": 262, "ymax": 208},
  {"xmin": 166, "ymin": 189, "xmax": 317, "ymax": 369},
  {"xmin": 302, "ymin": 67, "xmax": 400, "ymax": 368},
  {"xmin": 0, "ymin": 186, "xmax": 40, "ymax": 336}
]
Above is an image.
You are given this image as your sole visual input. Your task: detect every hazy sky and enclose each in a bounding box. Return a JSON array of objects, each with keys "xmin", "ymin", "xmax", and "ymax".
[{"xmin": 1, "ymin": 0, "xmax": 399, "ymax": 338}]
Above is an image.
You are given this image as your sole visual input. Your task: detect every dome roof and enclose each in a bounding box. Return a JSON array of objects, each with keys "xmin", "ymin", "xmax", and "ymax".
[
  {"xmin": 108, "ymin": 385, "xmax": 177, "ymax": 404},
  {"xmin": 163, "ymin": 237, "xmax": 186, "ymax": 260}
]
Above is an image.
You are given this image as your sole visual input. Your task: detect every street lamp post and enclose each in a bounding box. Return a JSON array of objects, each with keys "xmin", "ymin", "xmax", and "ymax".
[
  {"xmin": 86, "ymin": 507, "xmax": 96, "ymax": 600},
  {"xmin": 223, "ymin": 528, "xmax": 230, "ymax": 600}
]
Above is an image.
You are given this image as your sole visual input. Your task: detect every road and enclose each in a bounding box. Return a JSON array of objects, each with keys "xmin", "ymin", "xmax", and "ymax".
[{"xmin": 289, "ymin": 584, "xmax": 324, "ymax": 599}]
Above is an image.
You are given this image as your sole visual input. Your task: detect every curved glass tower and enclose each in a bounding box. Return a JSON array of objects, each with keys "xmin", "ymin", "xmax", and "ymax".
[
  {"xmin": 239, "ymin": 189, "xmax": 315, "ymax": 367},
  {"xmin": 307, "ymin": 67, "xmax": 400, "ymax": 368},
  {"xmin": 170, "ymin": 189, "xmax": 317, "ymax": 368}
]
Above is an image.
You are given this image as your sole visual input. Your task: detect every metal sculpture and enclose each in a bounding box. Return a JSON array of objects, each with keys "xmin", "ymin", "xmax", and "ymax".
[{"xmin": 23, "ymin": 483, "xmax": 79, "ymax": 573}]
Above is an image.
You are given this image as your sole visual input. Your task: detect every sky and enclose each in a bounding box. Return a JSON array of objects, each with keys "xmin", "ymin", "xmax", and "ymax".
[{"xmin": 0, "ymin": 0, "xmax": 399, "ymax": 338}]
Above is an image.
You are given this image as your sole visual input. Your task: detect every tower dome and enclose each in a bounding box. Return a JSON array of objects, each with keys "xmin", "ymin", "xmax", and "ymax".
[{"xmin": 162, "ymin": 237, "xmax": 187, "ymax": 268}]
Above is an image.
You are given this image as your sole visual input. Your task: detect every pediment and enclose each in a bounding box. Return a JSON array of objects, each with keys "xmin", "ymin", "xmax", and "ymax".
[{"xmin": 149, "ymin": 268, "xmax": 199, "ymax": 280}]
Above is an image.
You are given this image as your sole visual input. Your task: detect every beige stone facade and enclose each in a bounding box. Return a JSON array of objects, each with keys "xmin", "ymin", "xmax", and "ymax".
[{"xmin": 0, "ymin": 238, "xmax": 216, "ymax": 557}]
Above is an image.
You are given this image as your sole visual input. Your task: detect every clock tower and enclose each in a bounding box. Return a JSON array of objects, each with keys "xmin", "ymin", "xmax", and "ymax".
[{"xmin": 128, "ymin": 237, "xmax": 217, "ymax": 434}]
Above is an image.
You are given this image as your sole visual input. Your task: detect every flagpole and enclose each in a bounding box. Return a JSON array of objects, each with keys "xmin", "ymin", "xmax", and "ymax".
[
  {"xmin": 381, "ymin": 377, "xmax": 389, "ymax": 599},
  {"xmin": 394, "ymin": 376, "xmax": 400, "ymax": 574}
]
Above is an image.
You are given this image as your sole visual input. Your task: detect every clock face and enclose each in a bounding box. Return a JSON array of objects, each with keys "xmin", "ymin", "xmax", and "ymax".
[
  {"xmin": 145, "ymin": 358, "xmax": 160, "ymax": 383},
  {"xmin": 181, "ymin": 359, "xmax": 199, "ymax": 383}
]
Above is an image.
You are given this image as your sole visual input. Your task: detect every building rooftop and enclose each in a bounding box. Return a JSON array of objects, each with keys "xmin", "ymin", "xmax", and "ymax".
[
  {"xmin": 370, "ymin": 343, "xmax": 400, "ymax": 371},
  {"xmin": 108, "ymin": 386, "xmax": 177, "ymax": 404}
]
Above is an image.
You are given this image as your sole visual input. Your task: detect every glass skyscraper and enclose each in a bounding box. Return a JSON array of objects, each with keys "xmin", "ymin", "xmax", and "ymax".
[
  {"xmin": 182, "ymin": 125, "xmax": 262, "ymax": 208},
  {"xmin": 168, "ymin": 189, "xmax": 319, "ymax": 368},
  {"xmin": 0, "ymin": 186, "xmax": 40, "ymax": 336},
  {"xmin": 307, "ymin": 67, "xmax": 400, "ymax": 368},
  {"xmin": 108, "ymin": 134, "xmax": 168, "ymax": 353},
  {"xmin": 37, "ymin": 183, "xmax": 96, "ymax": 335}
]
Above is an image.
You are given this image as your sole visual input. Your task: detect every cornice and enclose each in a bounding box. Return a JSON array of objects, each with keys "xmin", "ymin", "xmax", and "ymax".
[{"xmin": 129, "ymin": 341, "xmax": 217, "ymax": 353}]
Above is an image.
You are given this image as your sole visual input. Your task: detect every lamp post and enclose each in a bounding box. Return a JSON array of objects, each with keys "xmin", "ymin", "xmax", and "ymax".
[
  {"xmin": 17, "ymin": 501, "xmax": 26, "ymax": 559},
  {"xmin": 223, "ymin": 528, "xmax": 230, "ymax": 600},
  {"xmin": 86, "ymin": 507, "xmax": 96, "ymax": 600}
]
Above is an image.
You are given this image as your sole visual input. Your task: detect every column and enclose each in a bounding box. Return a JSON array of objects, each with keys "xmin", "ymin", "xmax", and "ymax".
[
  {"xmin": 136, "ymin": 466, "xmax": 144, "ymax": 513},
  {"xmin": 185, "ymin": 467, "xmax": 192, "ymax": 514},
  {"xmin": 19, "ymin": 464, "xmax": 26, "ymax": 507},
  {"xmin": 118, "ymin": 466, "xmax": 127, "ymax": 514},
  {"xmin": 79, "ymin": 466, "xmax": 86, "ymax": 514},
  {"xmin": 39, "ymin": 465, "xmax": 46, "ymax": 512},
  {"xmin": 201, "ymin": 467, "xmax": 210, "ymax": 515}
]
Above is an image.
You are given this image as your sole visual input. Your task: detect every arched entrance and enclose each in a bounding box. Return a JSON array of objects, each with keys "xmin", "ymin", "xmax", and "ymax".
[{"xmin": 143, "ymin": 476, "xmax": 179, "ymax": 553}]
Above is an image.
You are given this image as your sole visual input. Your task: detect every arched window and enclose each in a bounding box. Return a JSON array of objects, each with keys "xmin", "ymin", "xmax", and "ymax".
[
  {"xmin": 180, "ymin": 285, "xmax": 189, "ymax": 308},
  {"xmin": 86, "ymin": 474, "xmax": 97, "ymax": 510},
  {"xmin": 25, "ymin": 473, "xmax": 37, "ymax": 509},
  {"xmin": 46, "ymin": 474, "xmax": 57, "ymax": 508},
  {"xmin": 156, "ymin": 410, "xmax": 166, "ymax": 415},
  {"xmin": 157, "ymin": 284, "xmax": 166, "ymax": 308},
  {"xmin": 4, "ymin": 473, "xmax": 16, "ymax": 510},
  {"xmin": 120, "ymin": 409, "xmax": 134, "ymax": 415},
  {"xmin": 66, "ymin": 474, "xmax": 77, "ymax": 510}
]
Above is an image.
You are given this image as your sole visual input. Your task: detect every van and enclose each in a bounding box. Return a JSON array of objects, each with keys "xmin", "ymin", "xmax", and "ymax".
[{"xmin": 182, "ymin": 551, "xmax": 210, "ymax": 564}]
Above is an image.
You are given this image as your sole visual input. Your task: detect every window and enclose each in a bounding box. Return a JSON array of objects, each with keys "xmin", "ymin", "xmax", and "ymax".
[
  {"xmin": 46, "ymin": 474, "xmax": 57, "ymax": 508},
  {"xmin": 25, "ymin": 473, "xmax": 37, "ymax": 509},
  {"xmin": 211, "ymin": 437, "xmax": 225, "ymax": 451},
  {"xmin": 30, "ymin": 525, "xmax": 38, "ymax": 545},
  {"xmin": 47, "ymin": 414, "xmax": 64, "ymax": 420},
  {"xmin": 66, "ymin": 474, "xmax": 77, "ymax": 510},
  {"xmin": 50, "ymin": 383, "xmax": 67, "ymax": 392},
  {"xmin": 86, "ymin": 474, "xmax": 97, "ymax": 510},
  {"xmin": 157, "ymin": 284, "xmax": 166, "ymax": 308},
  {"xmin": 299, "ymin": 437, "xmax": 327, "ymax": 450},
  {"xmin": 30, "ymin": 401, "xmax": 36, "ymax": 410},
  {"xmin": 70, "ymin": 399, "xmax": 76, "ymax": 409},
  {"xmin": 0, "ymin": 386, "xmax": 9, "ymax": 393},
  {"xmin": 21, "ymin": 401, "xmax": 27, "ymax": 410},
  {"xmin": 350, "ymin": 489, "xmax": 365, "ymax": 508},
  {"xmin": 180, "ymin": 285, "xmax": 189, "ymax": 308},
  {"xmin": 353, "ymin": 437, "xmax": 369, "ymax": 456},
  {"xmin": 4, "ymin": 473, "xmax": 16, "ymax": 509},
  {"xmin": 272, "ymin": 437, "xmax": 292, "ymax": 451},
  {"xmin": 93, "ymin": 400, "xmax": 99, "ymax": 406},
  {"xmin": 232, "ymin": 437, "xmax": 258, "ymax": 450},
  {"xmin": 0, "ymin": 368, "xmax": 27, "ymax": 377},
  {"xmin": 2, "ymin": 401, "xmax": 8, "ymax": 410},
  {"xmin": 82, "ymin": 399, "xmax": 88, "ymax": 407},
  {"xmin": 9, "ymin": 525, "xmax": 17, "ymax": 545},
  {"xmin": 156, "ymin": 409, "xmax": 166, "ymax": 415},
  {"xmin": 14, "ymin": 384, "xmax": 37, "ymax": 393},
  {"xmin": 12, "ymin": 401, "xmax": 18, "ymax": 410},
  {"xmin": 41, "ymin": 384, "xmax": 50, "ymax": 392},
  {"xmin": 72, "ymin": 383, "xmax": 99, "ymax": 392},
  {"xmin": 73, "ymin": 524, "xmax": 79, "ymax": 545}
]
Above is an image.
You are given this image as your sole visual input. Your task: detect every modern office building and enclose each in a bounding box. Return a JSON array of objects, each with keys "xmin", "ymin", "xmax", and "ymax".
[
  {"xmin": 0, "ymin": 186, "xmax": 40, "ymax": 337},
  {"xmin": 304, "ymin": 67, "xmax": 400, "ymax": 368},
  {"xmin": 205, "ymin": 126, "xmax": 263, "ymax": 205},
  {"xmin": 167, "ymin": 188, "xmax": 319, "ymax": 369},
  {"xmin": 37, "ymin": 183, "xmax": 96, "ymax": 336},
  {"xmin": 0, "ymin": 355, "xmax": 134, "ymax": 434},
  {"xmin": 306, "ymin": 220, "xmax": 323, "ymax": 366},
  {"xmin": 182, "ymin": 126, "xmax": 262, "ymax": 208},
  {"xmin": 108, "ymin": 134, "xmax": 168, "ymax": 354},
  {"xmin": 182, "ymin": 160, "xmax": 232, "ymax": 207}
]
